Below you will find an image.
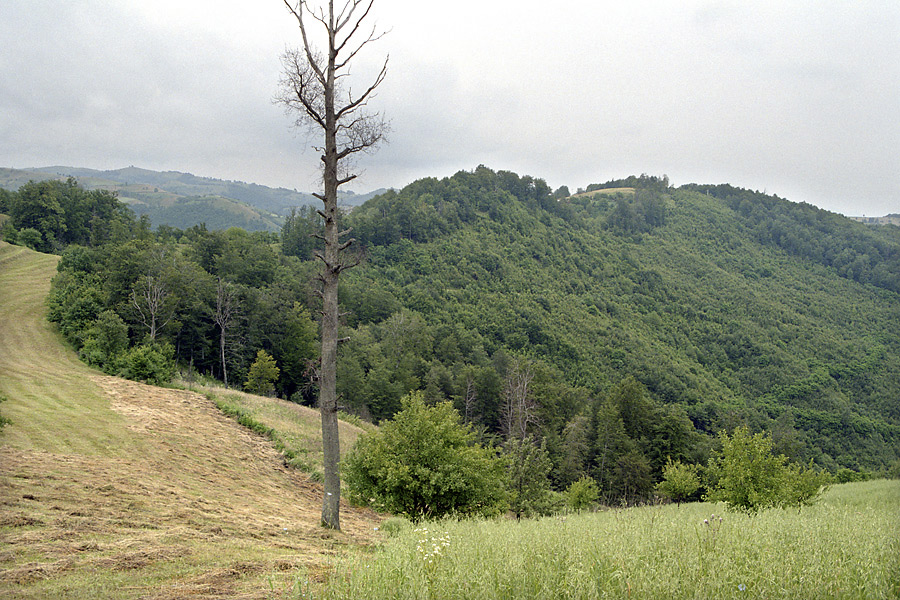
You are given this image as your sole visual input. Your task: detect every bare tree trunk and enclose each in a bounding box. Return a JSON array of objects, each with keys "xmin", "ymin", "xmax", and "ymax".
[
  {"xmin": 214, "ymin": 278, "xmax": 238, "ymax": 388},
  {"xmin": 279, "ymin": 0, "xmax": 388, "ymax": 531},
  {"xmin": 131, "ymin": 275, "xmax": 171, "ymax": 342},
  {"xmin": 463, "ymin": 373, "xmax": 477, "ymax": 424},
  {"xmin": 220, "ymin": 327, "xmax": 228, "ymax": 387},
  {"xmin": 501, "ymin": 358, "xmax": 537, "ymax": 441}
]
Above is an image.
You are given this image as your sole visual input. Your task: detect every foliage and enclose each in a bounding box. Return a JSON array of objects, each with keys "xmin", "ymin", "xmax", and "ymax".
[
  {"xmin": 17, "ymin": 227, "xmax": 43, "ymax": 250},
  {"xmin": 79, "ymin": 310, "xmax": 129, "ymax": 372},
  {"xmin": 779, "ymin": 460, "xmax": 831, "ymax": 510},
  {"xmin": 37, "ymin": 170, "xmax": 900, "ymax": 499},
  {"xmin": 565, "ymin": 475, "xmax": 600, "ymax": 511},
  {"xmin": 504, "ymin": 436, "xmax": 554, "ymax": 519},
  {"xmin": 834, "ymin": 467, "xmax": 870, "ymax": 484},
  {"xmin": 3, "ymin": 178, "xmax": 133, "ymax": 252},
  {"xmin": 344, "ymin": 392, "xmax": 508, "ymax": 519},
  {"xmin": 280, "ymin": 204, "xmax": 321, "ymax": 260},
  {"xmin": 656, "ymin": 457, "xmax": 702, "ymax": 504},
  {"xmin": 244, "ymin": 349, "xmax": 280, "ymax": 396},
  {"xmin": 338, "ymin": 167, "xmax": 900, "ymax": 478},
  {"xmin": 115, "ymin": 342, "xmax": 176, "ymax": 386},
  {"xmin": 684, "ymin": 183, "xmax": 900, "ymax": 294},
  {"xmin": 705, "ymin": 427, "xmax": 827, "ymax": 512},
  {"xmin": 1, "ymin": 218, "xmax": 17, "ymax": 244}
]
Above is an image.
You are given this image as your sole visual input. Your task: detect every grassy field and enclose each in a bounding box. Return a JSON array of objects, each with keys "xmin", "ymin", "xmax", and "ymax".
[
  {"xmin": 0, "ymin": 242, "xmax": 380, "ymax": 599},
  {"xmin": 308, "ymin": 479, "xmax": 899, "ymax": 599},
  {"xmin": 2, "ymin": 240, "xmax": 898, "ymax": 599}
]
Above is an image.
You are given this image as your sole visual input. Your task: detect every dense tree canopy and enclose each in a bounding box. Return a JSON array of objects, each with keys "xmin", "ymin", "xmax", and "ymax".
[{"xmin": 7, "ymin": 169, "xmax": 895, "ymax": 505}]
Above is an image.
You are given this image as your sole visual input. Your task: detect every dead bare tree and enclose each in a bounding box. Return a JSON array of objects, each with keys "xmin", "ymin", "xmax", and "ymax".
[
  {"xmin": 213, "ymin": 278, "xmax": 239, "ymax": 388},
  {"xmin": 501, "ymin": 358, "xmax": 538, "ymax": 441},
  {"xmin": 277, "ymin": 0, "xmax": 388, "ymax": 531},
  {"xmin": 463, "ymin": 373, "xmax": 478, "ymax": 424},
  {"xmin": 130, "ymin": 275, "xmax": 174, "ymax": 342}
]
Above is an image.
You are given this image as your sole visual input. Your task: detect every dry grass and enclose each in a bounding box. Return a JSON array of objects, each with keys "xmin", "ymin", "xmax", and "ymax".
[
  {"xmin": 0, "ymin": 242, "xmax": 382, "ymax": 599},
  {"xmin": 196, "ymin": 386, "xmax": 372, "ymax": 478}
]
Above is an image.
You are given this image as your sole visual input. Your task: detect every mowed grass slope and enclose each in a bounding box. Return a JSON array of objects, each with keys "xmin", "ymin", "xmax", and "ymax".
[{"xmin": 0, "ymin": 242, "xmax": 380, "ymax": 599}]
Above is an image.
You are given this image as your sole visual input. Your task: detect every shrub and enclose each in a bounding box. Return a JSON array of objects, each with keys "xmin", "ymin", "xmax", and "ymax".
[
  {"xmin": 565, "ymin": 475, "xmax": 600, "ymax": 512},
  {"xmin": 80, "ymin": 310, "xmax": 129, "ymax": 372},
  {"xmin": 780, "ymin": 461, "xmax": 831, "ymax": 509},
  {"xmin": 705, "ymin": 427, "xmax": 828, "ymax": 512},
  {"xmin": 889, "ymin": 459, "xmax": 900, "ymax": 480},
  {"xmin": 344, "ymin": 391, "xmax": 508, "ymax": 520},
  {"xmin": 17, "ymin": 227, "xmax": 43, "ymax": 251},
  {"xmin": 244, "ymin": 349, "xmax": 279, "ymax": 396},
  {"xmin": 116, "ymin": 342, "xmax": 176, "ymax": 386},
  {"xmin": 835, "ymin": 468, "xmax": 869, "ymax": 484},
  {"xmin": 656, "ymin": 457, "xmax": 702, "ymax": 504},
  {"xmin": 504, "ymin": 436, "xmax": 553, "ymax": 519},
  {"xmin": 1, "ymin": 220, "xmax": 17, "ymax": 244}
]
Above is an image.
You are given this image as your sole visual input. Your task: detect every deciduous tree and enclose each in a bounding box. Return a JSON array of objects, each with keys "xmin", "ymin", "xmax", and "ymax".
[
  {"xmin": 344, "ymin": 392, "xmax": 507, "ymax": 519},
  {"xmin": 277, "ymin": 0, "xmax": 389, "ymax": 530}
]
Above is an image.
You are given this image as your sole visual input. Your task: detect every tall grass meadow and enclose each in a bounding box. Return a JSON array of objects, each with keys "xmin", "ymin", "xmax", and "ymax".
[{"xmin": 297, "ymin": 480, "xmax": 899, "ymax": 599}]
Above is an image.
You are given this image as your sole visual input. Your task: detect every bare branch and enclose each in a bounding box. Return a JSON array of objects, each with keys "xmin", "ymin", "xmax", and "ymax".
[{"xmin": 278, "ymin": 0, "xmax": 388, "ymax": 534}]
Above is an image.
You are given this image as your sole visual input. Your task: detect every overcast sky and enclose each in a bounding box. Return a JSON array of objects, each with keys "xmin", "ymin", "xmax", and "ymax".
[{"xmin": 2, "ymin": 1, "xmax": 898, "ymax": 216}]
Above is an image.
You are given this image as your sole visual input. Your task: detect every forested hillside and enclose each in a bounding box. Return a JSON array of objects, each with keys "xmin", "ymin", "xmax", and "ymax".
[
  {"xmin": 340, "ymin": 168, "xmax": 900, "ymax": 477},
  {"xmin": 3, "ymin": 167, "xmax": 898, "ymax": 502}
]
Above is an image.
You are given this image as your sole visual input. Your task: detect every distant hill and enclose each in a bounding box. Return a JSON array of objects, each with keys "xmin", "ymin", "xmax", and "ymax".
[{"xmin": 0, "ymin": 166, "xmax": 386, "ymax": 232}]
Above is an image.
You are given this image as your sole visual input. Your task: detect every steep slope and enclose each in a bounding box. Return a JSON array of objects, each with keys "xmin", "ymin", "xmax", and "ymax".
[{"xmin": 0, "ymin": 242, "xmax": 379, "ymax": 599}]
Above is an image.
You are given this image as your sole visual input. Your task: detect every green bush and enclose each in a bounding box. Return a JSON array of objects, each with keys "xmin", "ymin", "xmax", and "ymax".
[
  {"xmin": 780, "ymin": 461, "xmax": 831, "ymax": 510},
  {"xmin": 705, "ymin": 427, "xmax": 828, "ymax": 512},
  {"xmin": 17, "ymin": 227, "xmax": 43, "ymax": 251},
  {"xmin": 656, "ymin": 457, "xmax": 702, "ymax": 504},
  {"xmin": 889, "ymin": 459, "xmax": 900, "ymax": 480},
  {"xmin": 834, "ymin": 467, "xmax": 869, "ymax": 483},
  {"xmin": 1, "ymin": 220, "xmax": 17, "ymax": 244},
  {"xmin": 344, "ymin": 391, "xmax": 508, "ymax": 520},
  {"xmin": 244, "ymin": 349, "xmax": 279, "ymax": 396},
  {"xmin": 565, "ymin": 475, "xmax": 600, "ymax": 512},
  {"xmin": 116, "ymin": 342, "xmax": 176, "ymax": 386},
  {"xmin": 504, "ymin": 436, "xmax": 554, "ymax": 519},
  {"xmin": 79, "ymin": 310, "xmax": 129, "ymax": 372}
]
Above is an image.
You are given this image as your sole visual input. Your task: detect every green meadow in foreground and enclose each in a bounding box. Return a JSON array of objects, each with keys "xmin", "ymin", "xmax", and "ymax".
[{"xmin": 301, "ymin": 479, "xmax": 899, "ymax": 600}]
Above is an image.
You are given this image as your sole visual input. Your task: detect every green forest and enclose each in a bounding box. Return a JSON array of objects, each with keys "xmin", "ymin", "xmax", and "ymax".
[{"xmin": 2, "ymin": 167, "xmax": 898, "ymax": 503}]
